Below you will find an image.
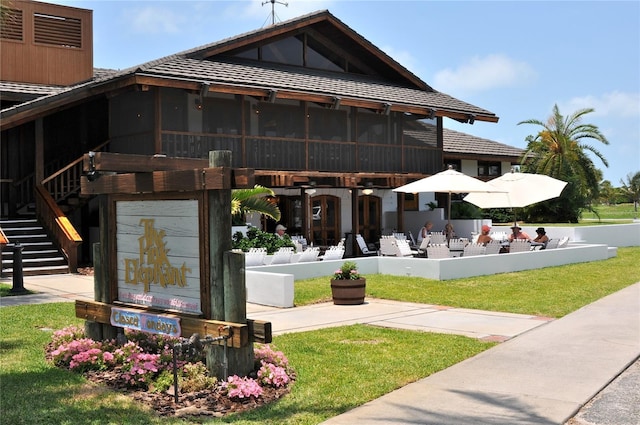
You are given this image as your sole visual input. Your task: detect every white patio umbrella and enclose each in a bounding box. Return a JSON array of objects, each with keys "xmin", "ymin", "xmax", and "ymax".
[
  {"xmin": 393, "ymin": 167, "xmax": 506, "ymax": 241},
  {"xmin": 463, "ymin": 171, "xmax": 568, "ymax": 225}
]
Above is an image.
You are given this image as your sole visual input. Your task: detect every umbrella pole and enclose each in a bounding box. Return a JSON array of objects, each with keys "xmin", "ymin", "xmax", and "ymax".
[{"xmin": 446, "ymin": 192, "xmax": 452, "ymax": 247}]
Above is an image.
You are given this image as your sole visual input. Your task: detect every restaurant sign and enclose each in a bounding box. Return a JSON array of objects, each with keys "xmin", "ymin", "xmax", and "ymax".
[
  {"xmin": 110, "ymin": 307, "xmax": 182, "ymax": 337},
  {"xmin": 116, "ymin": 199, "xmax": 202, "ymax": 314}
]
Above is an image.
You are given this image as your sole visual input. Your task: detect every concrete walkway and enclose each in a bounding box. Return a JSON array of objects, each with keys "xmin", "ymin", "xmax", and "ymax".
[{"xmin": 1, "ymin": 274, "xmax": 638, "ymax": 424}]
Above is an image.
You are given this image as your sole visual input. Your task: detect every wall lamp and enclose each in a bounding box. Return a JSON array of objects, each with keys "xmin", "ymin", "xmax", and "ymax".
[
  {"xmin": 331, "ymin": 96, "xmax": 341, "ymax": 110},
  {"xmin": 86, "ymin": 151, "xmax": 100, "ymax": 182},
  {"xmin": 362, "ymin": 182, "xmax": 374, "ymax": 195},
  {"xmin": 200, "ymin": 82, "xmax": 211, "ymax": 99},
  {"xmin": 383, "ymin": 102, "xmax": 392, "ymax": 116},
  {"xmin": 468, "ymin": 114, "xmax": 475, "ymax": 125},
  {"xmin": 427, "ymin": 108, "xmax": 436, "ymax": 120}
]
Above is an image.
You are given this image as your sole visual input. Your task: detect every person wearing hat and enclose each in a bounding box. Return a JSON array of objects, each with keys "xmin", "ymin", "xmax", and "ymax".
[
  {"xmin": 477, "ymin": 224, "xmax": 493, "ymax": 245},
  {"xmin": 275, "ymin": 224, "xmax": 287, "ymax": 238},
  {"xmin": 508, "ymin": 223, "xmax": 531, "ymax": 242},
  {"xmin": 533, "ymin": 227, "xmax": 549, "ymax": 248}
]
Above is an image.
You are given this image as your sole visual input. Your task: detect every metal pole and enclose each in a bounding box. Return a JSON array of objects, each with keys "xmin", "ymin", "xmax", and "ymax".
[{"xmin": 11, "ymin": 242, "xmax": 26, "ymax": 294}]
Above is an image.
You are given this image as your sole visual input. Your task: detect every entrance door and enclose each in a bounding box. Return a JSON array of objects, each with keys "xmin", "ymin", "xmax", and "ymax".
[
  {"xmin": 358, "ymin": 195, "xmax": 381, "ymax": 243},
  {"xmin": 311, "ymin": 195, "xmax": 340, "ymax": 246}
]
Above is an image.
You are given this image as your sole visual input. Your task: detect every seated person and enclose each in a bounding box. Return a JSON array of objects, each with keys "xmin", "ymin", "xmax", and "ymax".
[
  {"xmin": 508, "ymin": 224, "xmax": 531, "ymax": 242},
  {"xmin": 275, "ymin": 224, "xmax": 287, "ymax": 238},
  {"xmin": 477, "ymin": 224, "xmax": 493, "ymax": 245},
  {"xmin": 444, "ymin": 223, "xmax": 456, "ymax": 239},
  {"xmin": 533, "ymin": 227, "xmax": 549, "ymax": 248},
  {"xmin": 417, "ymin": 221, "xmax": 433, "ymax": 243}
]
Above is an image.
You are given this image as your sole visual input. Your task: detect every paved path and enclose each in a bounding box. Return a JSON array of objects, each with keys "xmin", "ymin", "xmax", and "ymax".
[{"xmin": 1, "ymin": 274, "xmax": 638, "ymax": 424}]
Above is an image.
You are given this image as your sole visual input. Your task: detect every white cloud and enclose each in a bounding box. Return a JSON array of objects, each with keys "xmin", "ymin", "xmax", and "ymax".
[
  {"xmin": 560, "ymin": 92, "xmax": 640, "ymax": 118},
  {"xmin": 433, "ymin": 54, "xmax": 536, "ymax": 94},
  {"xmin": 125, "ymin": 6, "xmax": 186, "ymax": 34}
]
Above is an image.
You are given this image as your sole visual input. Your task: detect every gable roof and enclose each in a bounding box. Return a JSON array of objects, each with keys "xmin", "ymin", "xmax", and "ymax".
[{"xmin": 1, "ymin": 10, "xmax": 498, "ymax": 130}]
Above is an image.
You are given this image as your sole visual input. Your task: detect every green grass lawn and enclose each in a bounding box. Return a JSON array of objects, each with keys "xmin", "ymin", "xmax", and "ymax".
[
  {"xmin": 1, "ymin": 247, "xmax": 638, "ymax": 424},
  {"xmin": 581, "ymin": 202, "xmax": 638, "ymax": 221}
]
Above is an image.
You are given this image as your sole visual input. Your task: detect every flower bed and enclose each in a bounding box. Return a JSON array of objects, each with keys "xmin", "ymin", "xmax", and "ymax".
[{"xmin": 45, "ymin": 326, "xmax": 295, "ymax": 418}]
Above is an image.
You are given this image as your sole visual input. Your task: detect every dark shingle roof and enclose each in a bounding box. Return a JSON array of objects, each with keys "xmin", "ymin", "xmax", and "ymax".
[
  {"xmin": 139, "ymin": 57, "xmax": 495, "ymax": 117},
  {"xmin": 405, "ymin": 121, "xmax": 524, "ymax": 159}
]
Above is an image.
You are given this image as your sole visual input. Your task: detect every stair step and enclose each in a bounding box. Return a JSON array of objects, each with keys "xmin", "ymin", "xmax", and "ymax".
[{"xmin": 2, "ymin": 265, "xmax": 70, "ymax": 277}]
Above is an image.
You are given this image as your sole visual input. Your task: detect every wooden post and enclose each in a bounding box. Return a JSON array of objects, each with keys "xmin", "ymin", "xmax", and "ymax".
[
  {"xmin": 84, "ymin": 242, "xmax": 104, "ymax": 341},
  {"xmin": 222, "ymin": 250, "xmax": 253, "ymax": 376},
  {"xmin": 208, "ymin": 151, "xmax": 232, "ymax": 320},
  {"xmin": 207, "ymin": 151, "xmax": 237, "ymax": 378},
  {"xmin": 98, "ymin": 195, "xmax": 117, "ymax": 340}
]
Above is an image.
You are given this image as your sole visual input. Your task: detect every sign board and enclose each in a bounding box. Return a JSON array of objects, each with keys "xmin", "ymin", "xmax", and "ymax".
[
  {"xmin": 110, "ymin": 307, "xmax": 182, "ymax": 337},
  {"xmin": 116, "ymin": 199, "xmax": 202, "ymax": 314}
]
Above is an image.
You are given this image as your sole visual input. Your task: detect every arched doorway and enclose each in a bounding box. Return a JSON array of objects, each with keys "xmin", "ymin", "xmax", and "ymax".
[
  {"xmin": 311, "ymin": 195, "xmax": 341, "ymax": 246},
  {"xmin": 358, "ymin": 195, "xmax": 381, "ymax": 242}
]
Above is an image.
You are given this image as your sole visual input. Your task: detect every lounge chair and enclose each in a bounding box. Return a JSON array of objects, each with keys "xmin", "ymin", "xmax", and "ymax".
[
  {"xmin": 356, "ymin": 234, "xmax": 378, "ymax": 256},
  {"xmin": 416, "ymin": 236, "xmax": 430, "ymax": 257},
  {"xmin": 379, "ymin": 235, "xmax": 397, "ymax": 256},
  {"xmin": 545, "ymin": 238, "xmax": 560, "ymax": 250}
]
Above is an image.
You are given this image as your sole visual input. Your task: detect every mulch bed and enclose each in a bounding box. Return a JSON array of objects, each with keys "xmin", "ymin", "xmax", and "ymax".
[{"xmin": 83, "ymin": 369, "xmax": 292, "ymax": 418}]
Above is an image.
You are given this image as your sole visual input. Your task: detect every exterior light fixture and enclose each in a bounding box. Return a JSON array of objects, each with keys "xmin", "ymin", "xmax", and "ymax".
[
  {"xmin": 267, "ymin": 89, "xmax": 277, "ymax": 103},
  {"xmin": 86, "ymin": 151, "xmax": 100, "ymax": 182},
  {"xmin": 468, "ymin": 114, "xmax": 475, "ymax": 125},
  {"xmin": 362, "ymin": 182, "xmax": 374, "ymax": 195},
  {"xmin": 383, "ymin": 102, "xmax": 392, "ymax": 115},
  {"xmin": 331, "ymin": 96, "xmax": 341, "ymax": 109},
  {"xmin": 305, "ymin": 188, "xmax": 316, "ymax": 195}
]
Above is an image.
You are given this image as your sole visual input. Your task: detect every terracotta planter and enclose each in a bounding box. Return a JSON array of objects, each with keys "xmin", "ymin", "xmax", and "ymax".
[{"xmin": 330, "ymin": 278, "xmax": 366, "ymax": 305}]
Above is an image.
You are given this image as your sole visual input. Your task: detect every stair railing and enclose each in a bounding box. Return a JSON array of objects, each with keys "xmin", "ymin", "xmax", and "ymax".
[
  {"xmin": 35, "ymin": 141, "xmax": 110, "ymax": 273},
  {"xmin": 34, "ymin": 185, "xmax": 82, "ymax": 273}
]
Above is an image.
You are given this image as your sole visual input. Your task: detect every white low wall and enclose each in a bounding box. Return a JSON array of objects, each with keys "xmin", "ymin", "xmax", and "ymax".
[
  {"xmin": 491, "ymin": 223, "xmax": 640, "ymax": 247},
  {"xmin": 245, "ymin": 243, "xmax": 615, "ymax": 307},
  {"xmin": 246, "ymin": 271, "xmax": 294, "ymax": 308}
]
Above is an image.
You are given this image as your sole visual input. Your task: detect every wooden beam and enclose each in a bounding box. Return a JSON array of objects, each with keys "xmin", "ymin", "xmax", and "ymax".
[
  {"xmin": 81, "ymin": 168, "xmax": 231, "ymax": 194},
  {"xmin": 84, "ymin": 152, "xmax": 209, "ymax": 172},
  {"xmin": 74, "ymin": 300, "xmax": 261, "ymax": 348}
]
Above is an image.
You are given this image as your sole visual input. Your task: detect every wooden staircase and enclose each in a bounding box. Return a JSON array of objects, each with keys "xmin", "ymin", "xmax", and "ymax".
[{"xmin": 1, "ymin": 218, "xmax": 69, "ymax": 277}]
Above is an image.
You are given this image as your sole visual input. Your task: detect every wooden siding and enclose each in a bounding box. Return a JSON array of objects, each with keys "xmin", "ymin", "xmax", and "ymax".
[{"xmin": 0, "ymin": 0, "xmax": 92, "ymax": 86}]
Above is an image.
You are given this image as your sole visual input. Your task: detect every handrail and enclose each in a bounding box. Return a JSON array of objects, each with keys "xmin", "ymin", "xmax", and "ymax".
[
  {"xmin": 43, "ymin": 141, "xmax": 111, "ymax": 202},
  {"xmin": 35, "ymin": 185, "xmax": 82, "ymax": 273}
]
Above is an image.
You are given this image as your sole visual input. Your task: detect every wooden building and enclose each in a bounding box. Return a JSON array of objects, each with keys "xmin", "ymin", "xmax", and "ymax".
[{"xmin": 1, "ymin": 1, "xmax": 518, "ymax": 270}]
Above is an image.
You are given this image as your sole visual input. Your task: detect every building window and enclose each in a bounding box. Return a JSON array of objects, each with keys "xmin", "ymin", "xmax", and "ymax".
[{"xmin": 478, "ymin": 161, "xmax": 501, "ymax": 177}]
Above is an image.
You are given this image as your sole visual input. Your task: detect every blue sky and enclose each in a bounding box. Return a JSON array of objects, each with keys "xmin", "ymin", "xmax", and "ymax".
[{"xmin": 50, "ymin": 0, "xmax": 640, "ymax": 185}]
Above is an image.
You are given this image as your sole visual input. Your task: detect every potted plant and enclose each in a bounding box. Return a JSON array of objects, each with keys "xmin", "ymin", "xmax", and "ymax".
[{"xmin": 330, "ymin": 261, "xmax": 366, "ymax": 305}]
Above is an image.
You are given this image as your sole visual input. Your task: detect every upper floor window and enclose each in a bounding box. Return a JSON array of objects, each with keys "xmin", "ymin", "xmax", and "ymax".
[
  {"xmin": 478, "ymin": 161, "xmax": 501, "ymax": 177},
  {"xmin": 34, "ymin": 12, "xmax": 82, "ymax": 48}
]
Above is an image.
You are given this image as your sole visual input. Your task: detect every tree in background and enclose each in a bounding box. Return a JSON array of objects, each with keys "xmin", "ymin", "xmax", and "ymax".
[
  {"xmin": 518, "ymin": 104, "xmax": 609, "ymax": 222},
  {"xmin": 620, "ymin": 171, "xmax": 640, "ymax": 214}
]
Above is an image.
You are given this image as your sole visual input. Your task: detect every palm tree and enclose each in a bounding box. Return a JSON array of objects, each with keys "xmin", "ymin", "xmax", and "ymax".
[
  {"xmin": 620, "ymin": 171, "xmax": 640, "ymax": 214},
  {"xmin": 518, "ymin": 104, "xmax": 609, "ymax": 222},
  {"xmin": 231, "ymin": 185, "xmax": 281, "ymax": 225}
]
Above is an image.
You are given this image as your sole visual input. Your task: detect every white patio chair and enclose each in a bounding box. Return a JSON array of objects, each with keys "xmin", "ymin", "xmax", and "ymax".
[
  {"xmin": 509, "ymin": 239, "xmax": 531, "ymax": 253},
  {"xmin": 395, "ymin": 239, "xmax": 418, "ymax": 257},
  {"xmin": 379, "ymin": 235, "xmax": 397, "ymax": 256},
  {"xmin": 270, "ymin": 247, "xmax": 294, "ymax": 264},
  {"xmin": 320, "ymin": 246, "xmax": 345, "ymax": 261},
  {"xmin": 545, "ymin": 238, "xmax": 560, "ymax": 250},
  {"xmin": 244, "ymin": 247, "xmax": 266, "ymax": 267},
  {"xmin": 463, "ymin": 243, "xmax": 486, "ymax": 257},
  {"xmin": 429, "ymin": 232, "xmax": 447, "ymax": 245},
  {"xmin": 484, "ymin": 240, "xmax": 502, "ymax": 255},
  {"xmin": 297, "ymin": 246, "xmax": 320, "ymax": 262},
  {"xmin": 557, "ymin": 236, "xmax": 569, "ymax": 248},
  {"xmin": 426, "ymin": 244, "xmax": 450, "ymax": 259},
  {"xmin": 416, "ymin": 236, "xmax": 430, "ymax": 257}
]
